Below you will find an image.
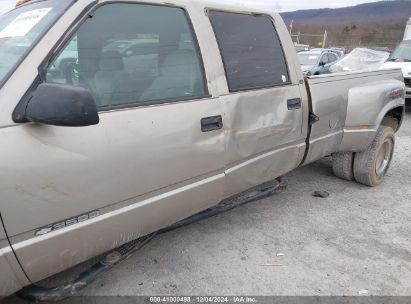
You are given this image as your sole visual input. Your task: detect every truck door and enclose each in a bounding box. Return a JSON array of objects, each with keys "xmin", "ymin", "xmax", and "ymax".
[
  {"xmin": 1, "ymin": 3, "xmax": 225, "ymax": 283},
  {"xmin": 207, "ymin": 11, "xmax": 307, "ymax": 196},
  {"xmin": 0, "ymin": 215, "xmax": 28, "ymax": 296}
]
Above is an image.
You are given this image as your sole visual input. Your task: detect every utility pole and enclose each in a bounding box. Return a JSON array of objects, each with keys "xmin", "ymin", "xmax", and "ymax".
[{"xmin": 322, "ymin": 30, "xmax": 328, "ymax": 48}]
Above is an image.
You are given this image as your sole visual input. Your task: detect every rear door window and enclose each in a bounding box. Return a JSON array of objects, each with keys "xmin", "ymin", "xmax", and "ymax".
[
  {"xmin": 209, "ymin": 11, "xmax": 289, "ymax": 92},
  {"xmin": 320, "ymin": 54, "xmax": 329, "ymax": 64},
  {"xmin": 328, "ymin": 53, "xmax": 338, "ymax": 63}
]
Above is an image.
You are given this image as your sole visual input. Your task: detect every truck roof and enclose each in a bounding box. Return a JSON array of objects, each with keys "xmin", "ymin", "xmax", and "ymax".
[
  {"xmin": 173, "ymin": 0, "xmax": 279, "ymax": 14},
  {"xmin": 21, "ymin": 0, "xmax": 281, "ymax": 18},
  {"xmin": 69, "ymin": 0, "xmax": 278, "ymax": 16}
]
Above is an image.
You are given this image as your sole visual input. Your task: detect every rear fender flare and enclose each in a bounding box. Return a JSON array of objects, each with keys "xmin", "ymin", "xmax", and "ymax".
[{"xmin": 338, "ymin": 80, "xmax": 405, "ymax": 152}]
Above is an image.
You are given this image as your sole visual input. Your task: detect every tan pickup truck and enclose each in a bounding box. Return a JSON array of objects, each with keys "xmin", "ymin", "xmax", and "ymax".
[{"xmin": 0, "ymin": 0, "xmax": 405, "ymax": 298}]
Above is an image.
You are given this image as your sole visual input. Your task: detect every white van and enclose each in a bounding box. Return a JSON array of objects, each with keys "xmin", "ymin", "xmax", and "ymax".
[
  {"xmin": 381, "ymin": 18, "xmax": 411, "ymax": 104},
  {"xmin": 404, "ymin": 17, "xmax": 411, "ymax": 40}
]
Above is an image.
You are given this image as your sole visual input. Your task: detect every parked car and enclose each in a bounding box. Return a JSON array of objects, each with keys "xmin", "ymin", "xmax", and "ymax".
[
  {"xmin": 297, "ymin": 49, "xmax": 340, "ymax": 75},
  {"xmin": 0, "ymin": 0, "xmax": 406, "ymax": 297},
  {"xmin": 316, "ymin": 48, "xmax": 390, "ymax": 75},
  {"xmin": 328, "ymin": 47, "xmax": 345, "ymax": 58}
]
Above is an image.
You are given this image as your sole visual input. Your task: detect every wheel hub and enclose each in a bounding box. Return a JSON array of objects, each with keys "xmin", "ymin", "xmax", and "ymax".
[{"xmin": 375, "ymin": 138, "xmax": 393, "ymax": 177}]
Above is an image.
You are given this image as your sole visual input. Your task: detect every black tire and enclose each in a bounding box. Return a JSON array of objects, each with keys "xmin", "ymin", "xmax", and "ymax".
[
  {"xmin": 332, "ymin": 152, "xmax": 354, "ymax": 181},
  {"xmin": 353, "ymin": 126, "xmax": 395, "ymax": 187}
]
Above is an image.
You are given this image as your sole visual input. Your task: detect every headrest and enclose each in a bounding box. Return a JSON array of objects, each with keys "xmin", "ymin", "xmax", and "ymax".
[{"xmin": 99, "ymin": 50, "xmax": 124, "ymax": 71}]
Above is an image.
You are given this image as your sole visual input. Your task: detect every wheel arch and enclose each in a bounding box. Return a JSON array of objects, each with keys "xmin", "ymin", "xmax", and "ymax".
[
  {"xmin": 379, "ymin": 105, "xmax": 405, "ymax": 133},
  {"xmin": 338, "ymin": 101, "xmax": 404, "ymax": 153}
]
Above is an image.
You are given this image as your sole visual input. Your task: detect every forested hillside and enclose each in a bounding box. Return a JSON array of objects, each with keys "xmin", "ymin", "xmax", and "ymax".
[{"xmin": 281, "ymin": 0, "xmax": 411, "ymax": 49}]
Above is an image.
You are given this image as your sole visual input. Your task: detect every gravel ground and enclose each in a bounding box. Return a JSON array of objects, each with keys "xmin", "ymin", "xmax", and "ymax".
[{"xmin": 4, "ymin": 108, "xmax": 411, "ymax": 302}]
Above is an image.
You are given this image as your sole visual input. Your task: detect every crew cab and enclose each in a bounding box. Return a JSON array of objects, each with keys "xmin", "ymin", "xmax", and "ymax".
[
  {"xmin": 381, "ymin": 36, "xmax": 411, "ymax": 105},
  {"xmin": 0, "ymin": 0, "xmax": 405, "ymax": 297}
]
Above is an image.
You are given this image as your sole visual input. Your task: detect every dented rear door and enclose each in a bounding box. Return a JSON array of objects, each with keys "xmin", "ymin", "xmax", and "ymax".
[{"xmin": 208, "ymin": 11, "xmax": 307, "ymax": 196}]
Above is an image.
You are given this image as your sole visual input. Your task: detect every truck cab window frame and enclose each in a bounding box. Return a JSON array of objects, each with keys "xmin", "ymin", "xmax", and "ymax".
[
  {"xmin": 44, "ymin": 2, "xmax": 209, "ymax": 111},
  {"xmin": 208, "ymin": 10, "xmax": 291, "ymax": 93}
]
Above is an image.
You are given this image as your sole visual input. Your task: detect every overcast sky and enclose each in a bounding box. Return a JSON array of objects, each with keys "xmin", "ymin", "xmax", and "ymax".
[{"xmin": 0, "ymin": 0, "xmax": 383, "ymax": 15}]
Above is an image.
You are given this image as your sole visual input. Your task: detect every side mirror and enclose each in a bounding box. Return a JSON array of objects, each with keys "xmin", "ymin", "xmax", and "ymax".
[
  {"xmin": 26, "ymin": 83, "xmax": 99, "ymax": 127},
  {"xmin": 319, "ymin": 61, "xmax": 326, "ymax": 67}
]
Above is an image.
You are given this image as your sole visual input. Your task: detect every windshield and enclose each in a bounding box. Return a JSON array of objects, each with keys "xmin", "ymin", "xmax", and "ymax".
[
  {"xmin": 298, "ymin": 53, "xmax": 319, "ymax": 66},
  {"xmin": 295, "ymin": 45, "xmax": 309, "ymax": 53},
  {"xmin": 0, "ymin": 0, "xmax": 74, "ymax": 87},
  {"xmin": 388, "ymin": 40, "xmax": 411, "ymax": 62}
]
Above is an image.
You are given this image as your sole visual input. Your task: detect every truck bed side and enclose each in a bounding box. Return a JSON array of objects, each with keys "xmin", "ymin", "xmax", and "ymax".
[{"xmin": 303, "ymin": 69, "xmax": 405, "ymax": 165}]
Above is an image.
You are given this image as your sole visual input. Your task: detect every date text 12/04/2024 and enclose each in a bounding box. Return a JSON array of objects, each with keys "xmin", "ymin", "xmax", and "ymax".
[{"xmin": 149, "ymin": 297, "xmax": 257, "ymax": 303}]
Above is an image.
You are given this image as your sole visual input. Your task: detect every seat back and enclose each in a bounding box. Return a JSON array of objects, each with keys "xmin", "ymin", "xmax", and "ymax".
[
  {"xmin": 139, "ymin": 50, "xmax": 203, "ymax": 102},
  {"xmin": 94, "ymin": 50, "xmax": 134, "ymax": 106}
]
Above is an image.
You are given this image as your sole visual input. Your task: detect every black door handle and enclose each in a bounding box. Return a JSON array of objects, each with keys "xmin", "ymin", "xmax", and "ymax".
[
  {"xmin": 287, "ymin": 98, "xmax": 302, "ymax": 110},
  {"xmin": 201, "ymin": 115, "xmax": 223, "ymax": 132}
]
